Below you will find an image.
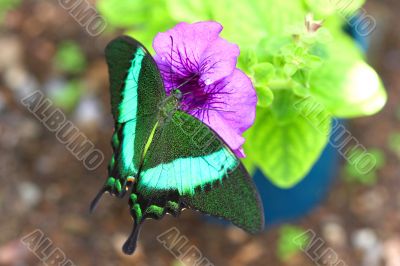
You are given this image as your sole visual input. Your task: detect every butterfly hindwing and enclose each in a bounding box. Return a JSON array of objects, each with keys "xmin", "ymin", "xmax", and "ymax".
[
  {"xmin": 91, "ymin": 36, "xmax": 165, "ymax": 207},
  {"xmin": 122, "ymin": 111, "xmax": 264, "ymax": 254}
]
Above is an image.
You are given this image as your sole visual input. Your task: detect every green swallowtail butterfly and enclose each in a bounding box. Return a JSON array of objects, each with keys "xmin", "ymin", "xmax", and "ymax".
[{"xmin": 91, "ymin": 36, "xmax": 264, "ymax": 254}]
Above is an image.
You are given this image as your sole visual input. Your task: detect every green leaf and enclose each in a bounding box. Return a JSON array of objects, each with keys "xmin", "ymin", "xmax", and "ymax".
[
  {"xmin": 49, "ymin": 80, "xmax": 83, "ymax": 112},
  {"xmin": 97, "ymin": 0, "xmax": 175, "ymax": 48},
  {"xmin": 344, "ymin": 148, "xmax": 385, "ymax": 186},
  {"xmin": 309, "ymin": 35, "xmax": 387, "ymax": 118},
  {"xmin": 54, "ymin": 41, "xmax": 86, "ymax": 74},
  {"xmin": 388, "ymin": 133, "xmax": 400, "ymax": 156},
  {"xmin": 241, "ymin": 155, "xmax": 257, "ymax": 176},
  {"xmin": 292, "ymin": 70, "xmax": 311, "ymax": 97},
  {"xmin": 303, "ymin": 0, "xmax": 365, "ymax": 17},
  {"xmin": 0, "ymin": 0, "xmax": 21, "ymax": 22},
  {"xmin": 251, "ymin": 63, "xmax": 276, "ymax": 85},
  {"xmin": 247, "ymin": 92, "xmax": 331, "ymax": 188},
  {"xmin": 283, "ymin": 63, "xmax": 298, "ymax": 77},
  {"xmin": 167, "ymin": 0, "xmax": 307, "ymax": 47},
  {"xmin": 270, "ymin": 90, "xmax": 299, "ymax": 123},
  {"xmin": 256, "ymin": 86, "xmax": 274, "ymax": 108},
  {"xmin": 303, "ymin": 54, "xmax": 323, "ymax": 68},
  {"xmin": 277, "ymin": 225, "xmax": 310, "ymax": 261},
  {"xmin": 247, "ymin": 63, "xmax": 276, "ymax": 108},
  {"xmin": 97, "ymin": 0, "xmax": 159, "ymax": 27},
  {"xmin": 165, "ymin": 0, "xmax": 212, "ymax": 22},
  {"xmin": 238, "ymin": 47, "xmax": 258, "ymax": 71}
]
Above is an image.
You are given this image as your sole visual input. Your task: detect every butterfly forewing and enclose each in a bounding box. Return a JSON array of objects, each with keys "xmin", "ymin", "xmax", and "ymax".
[{"xmin": 91, "ymin": 36, "xmax": 165, "ymax": 205}]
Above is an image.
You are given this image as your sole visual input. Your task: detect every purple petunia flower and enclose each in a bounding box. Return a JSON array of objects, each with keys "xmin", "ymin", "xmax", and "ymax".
[{"xmin": 153, "ymin": 21, "xmax": 257, "ymax": 157}]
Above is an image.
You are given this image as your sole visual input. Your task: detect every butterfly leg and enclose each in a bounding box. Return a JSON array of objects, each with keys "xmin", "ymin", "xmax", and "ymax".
[
  {"xmin": 122, "ymin": 192, "xmax": 182, "ymax": 254},
  {"xmin": 103, "ymin": 175, "xmax": 135, "ymax": 197}
]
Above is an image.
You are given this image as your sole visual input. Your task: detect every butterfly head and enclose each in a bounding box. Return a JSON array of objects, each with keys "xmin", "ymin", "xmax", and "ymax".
[{"xmin": 171, "ymin": 89, "xmax": 183, "ymax": 101}]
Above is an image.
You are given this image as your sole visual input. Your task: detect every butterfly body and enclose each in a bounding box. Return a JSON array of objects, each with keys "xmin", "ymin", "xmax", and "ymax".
[
  {"xmin": 157, "ymin": 90, "xmax": 182, "ymax": 123},
  {"xmin": 91, "ymin": 36, "xmax": 264, "ymax": 255}
]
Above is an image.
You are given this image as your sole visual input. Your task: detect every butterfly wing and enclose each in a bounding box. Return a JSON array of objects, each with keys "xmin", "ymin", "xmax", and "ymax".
[
  {"xmin": 91, "ymin": 36, "xmax": 165, "ymax": 208},
  {"xmin": 123, "ymin": 111, "xmax": 264, "ymax": 254}
]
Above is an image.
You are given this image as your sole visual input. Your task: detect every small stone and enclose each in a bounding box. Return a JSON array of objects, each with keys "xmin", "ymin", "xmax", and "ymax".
[
  {"xmin": 63, "ymin": 216, "xmax": 90, "ymax": 234},
  {"xmin": 43, "ymin": 77, "xmax": 67, "ymax": 95},
  {"xmin": 73, "ymin": 96, "xmax": 102, "ymax": 129},
  {"xmin": 230, "ymin": 241, "xmax": 263, "ymax": 265},
  {"xmin": 225, "ymin": 226, "xmax": 249, "ymax": 244},
  {"xmin": 18, "ymin": 118, "xmax": 41, "ymax": 140},
  {"xmin": 0, "ymin": 92, "xmax": 5, "ymax": 112},
  {"xmin": 34, "ymin": 155, "xmax": 55, "ymax": 175},
  {"xmin": 4, "ymin": 66, "xmax": 39, "ymax": 99},
  {"xmin": 352, "ymin": 228, "xmax": 383, "ymax": 266},
  {"xmin": 322, "ymin": 221, "xmax": 347, "ymax": 248},
  {"xmin": 352, "ymin": 228, "xmax": 378, "ymax": 250},
  {"xmin": 383, "ymin": 237, "xmax": 400, "ymax": 266},
  {"xmin": 0, "ymin": 36, "xmax": 23, "ymax": 70},
  {"xmin": 17, "ymin": 181, "xmax": 41, "ymax": 210},
  {"xmin": 0, "ymin": 240, "xmax": 31, "ymax": 265},
  {"xmin": 44, "ymin": 184, "xmax": 62, "ymax": 202}
]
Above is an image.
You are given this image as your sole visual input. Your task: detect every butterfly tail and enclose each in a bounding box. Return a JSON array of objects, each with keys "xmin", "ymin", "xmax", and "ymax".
[
  {"xmin": 122, "ymin": 219, "xmax": 142, "ymax": 254},
  {"xmin": 89, "ymin": 187, "xmax": 107, "ymax": 213}
]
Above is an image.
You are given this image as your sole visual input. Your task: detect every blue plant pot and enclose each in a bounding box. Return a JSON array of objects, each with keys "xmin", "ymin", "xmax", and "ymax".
[{"xmin": 254, "ymin": 135, "xmax": 340, "ymax": 226}]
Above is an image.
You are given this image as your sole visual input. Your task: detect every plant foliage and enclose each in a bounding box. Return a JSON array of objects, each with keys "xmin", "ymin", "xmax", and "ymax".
[{"xmin": 97, "ymin": 0, "xmax": 387, "ymax": 188}]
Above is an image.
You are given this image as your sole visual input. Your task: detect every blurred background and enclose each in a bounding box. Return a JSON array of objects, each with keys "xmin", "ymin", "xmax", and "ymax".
[{"xmin": 0, "ymin": 0, "xmax": 399, "ymax": 265}]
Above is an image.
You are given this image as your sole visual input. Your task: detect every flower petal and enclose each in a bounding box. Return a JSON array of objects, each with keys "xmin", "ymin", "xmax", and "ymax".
[
  {"xmin": 200, "ymin": 38, "xmax": 239, "ymax": 85},
  {"xmin": 208, "ymin": 69, "xmax": 257, "ymax": 135},
  {"xmin": 202, "ymin": 109, "xmax": 246, "ymax": 157},
  {"xmin": 153, "ymin": 21, "xmax": 223, "ymax": 74},
  {"xmin": 193, "ymin": 69, "xmax": 256, "ymax": 157}
]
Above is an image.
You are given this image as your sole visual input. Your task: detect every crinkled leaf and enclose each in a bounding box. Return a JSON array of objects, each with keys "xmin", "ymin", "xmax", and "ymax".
[
  {"xmin": 98, "ymin": 0, "xmax": 175, "ymax": 48},
  {"xmin": 309, "ymin": 35, "xmax": 387, "ymax": 118},
  {"xmin": 246, "ymin": 91, "xmax": 331, "ymax": 188},
  {"xmin": 256, "ymin": 86, "xmax": 274, "ymax": 108},
  {"xmin": 303, "ymin": 0, "xmax": 365, "ymax": 17},
  {"xmin": 291, "ymin": 70, "xmax": 311, "ymax": 97},
  {"xmin": 238, "ymin": 47, "xmax": 258, "ymax": 71},
  {"xmin": 251, "ymin": 63, "xmax": 275, "ymax": 86},
  {"xmin": 97, "ymin": 0, "xmax": 160, "ymax": 27},
  {"xmin": 167, "ymin": 0, "xmax": 306, "ymax": 47}
]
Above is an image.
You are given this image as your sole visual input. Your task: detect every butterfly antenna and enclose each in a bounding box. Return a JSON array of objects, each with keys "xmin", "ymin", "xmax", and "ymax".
[
  {"xmin": 89, "ymin": 187, "xmax": 107, "ymax": 213},
  {"xmin": 122, "ymin": 220, "xmax": 142, "ymax": 254},
  {"xmin": 189, "ymin": 107, "xmax": 235, "ymax": 113},
  {"xmin": 166, "ymin": 36, "xmax": 199, "ymax": 95},
  {"xmin": 168, "ymin": 36, "xmax": 175, "ymax": 88}
]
